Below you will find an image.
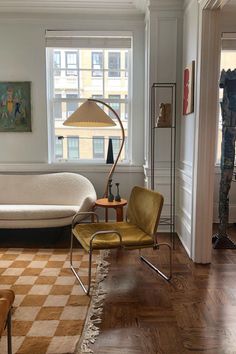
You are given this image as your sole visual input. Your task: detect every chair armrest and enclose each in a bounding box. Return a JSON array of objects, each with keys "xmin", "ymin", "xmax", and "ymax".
[
  {"xmin": 72, "ymin": 211, "xmax": 99, "ymax": 228},
  {"xmin": 90, "ymin": 230, "xmax": 122, "ymax": 248}
]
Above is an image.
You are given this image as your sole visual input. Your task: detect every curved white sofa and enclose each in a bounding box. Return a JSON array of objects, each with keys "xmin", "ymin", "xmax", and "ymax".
[{"xmin": 0, "ymin": 172, "xmax": 97, "ymax": 228}]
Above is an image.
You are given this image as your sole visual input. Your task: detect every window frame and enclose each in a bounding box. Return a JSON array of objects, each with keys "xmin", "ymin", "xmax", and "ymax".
[{"xmin": 46, "ymin": 39, "xmax": 132, "ymax": 165}]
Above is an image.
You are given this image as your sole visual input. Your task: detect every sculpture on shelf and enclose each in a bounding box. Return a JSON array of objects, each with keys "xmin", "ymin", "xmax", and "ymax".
[
  {"xmin": 108, "ymin": 179, "xmax": 114, "ymax": 202},
  {"xmin": 155, "ymin": 103, "xmax": 172, "ymax": 127},
  {"xmin": 213, "ymin": 69, "xmax": 236, "ymax": 249},
  {"xmin": 115, "ymin": 183, "xmax": 121, "ymax": 202}
]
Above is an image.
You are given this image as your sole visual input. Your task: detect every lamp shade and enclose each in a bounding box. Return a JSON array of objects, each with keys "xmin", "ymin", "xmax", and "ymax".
[{"xmin": 63, "ymin": 100, "xmax": 116, "ymax": 127}]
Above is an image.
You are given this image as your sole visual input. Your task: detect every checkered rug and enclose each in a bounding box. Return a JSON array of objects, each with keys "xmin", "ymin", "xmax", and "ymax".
[{"xmin": 0, "ymin": 247, "xmax": 99, "ymax": 354}]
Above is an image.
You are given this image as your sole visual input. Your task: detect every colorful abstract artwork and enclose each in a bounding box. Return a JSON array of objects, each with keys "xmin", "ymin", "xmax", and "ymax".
[
  {"xmin": 183, "ymin": 61, "xmax": 195, "ymax": 115},
  {"xmin": 0, "ymin": 81, "xmax": 31, "ymax": 132}
]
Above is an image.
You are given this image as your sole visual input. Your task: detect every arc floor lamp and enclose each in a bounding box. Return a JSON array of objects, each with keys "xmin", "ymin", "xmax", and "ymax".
[{"xmin": 63, "ymin": 98, "xmax": 125, "ymax": 197}]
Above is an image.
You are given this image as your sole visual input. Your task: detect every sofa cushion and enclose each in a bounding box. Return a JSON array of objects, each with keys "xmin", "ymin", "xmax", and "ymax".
[{"xmin": 0, "ymin": 205, "xmax": 80, "ymax": 220}]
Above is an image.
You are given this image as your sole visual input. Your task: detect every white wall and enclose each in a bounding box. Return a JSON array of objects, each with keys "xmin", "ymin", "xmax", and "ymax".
[
  {"xmin": 177, "ymin": 0, "xmax": 199, "ymax": 256},
  {"xmin": 143, "ymin": 1, "xmax": 183, "ymax": 232},
  {"xmin": 0, "ymin": 13, "xmax": 145, "ymax": 201}
]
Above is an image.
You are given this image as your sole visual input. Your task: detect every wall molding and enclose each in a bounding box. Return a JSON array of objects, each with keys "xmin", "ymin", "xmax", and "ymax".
[
  {"xmin": 191, "ymin": 8, "xmax": 221, "ymax": 263},
  {"xmin": 176, "ymin": 214, "xmax": 191, "ymax": 257}
]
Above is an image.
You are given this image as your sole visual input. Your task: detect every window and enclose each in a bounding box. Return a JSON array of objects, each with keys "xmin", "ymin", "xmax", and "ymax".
[
  {"xmin": 92, "ymin": 52, "xmax": 103, "ymax": 77},
  {"xmin": 217, "ymin": 49, "xmax": 236, "ymax": 163},
  {"xmin": 109, "ymin": 136, "xmax": 120, "ymax": 159},
  {"xmin": 46, "ymin": 33, "xmax": 131, "ymax": 163},
  {"xmin": 125, "ymin": 94, "xmax": 128, "ymax": 120},
  {"xmin": 55, "ymin": 136, "xmax": 63, "ymax": 159},
  {"xmin": 66, "ymin": 94, "xmax": 78, "ymax": 117},
  {"xmin": 125, "ymin": 52, "xmax": 128, "ymax": 77},
  {"xmin": 54, "ymin": 94, "xmax": 62, "ymax": 120},
  {"xmin": 109, "ymin": 95, "xmax": 120, "ymax": 117},
  {"xmin": 108, "ymin": 52, "xmax": 120, "ymax": 77},
  {"xmin": 93, "ymin": 137, "xmax": 104, "ymax": 159},
  {"xmin": 54, "ymin": 51, "xmax": 61, "ymax": 76},
  {"xmin": 67, "ymin": 137, "xmax": 80, "ymax": 160},
  {"xmin": 66, "ymin": 51, "xmax": 78, "ymax": 76}
]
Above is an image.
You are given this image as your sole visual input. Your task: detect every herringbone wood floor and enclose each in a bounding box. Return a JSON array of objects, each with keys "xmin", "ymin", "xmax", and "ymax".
[{"xmin": 92, "ymin": 229, "xmax": 236, "ymax": 354}]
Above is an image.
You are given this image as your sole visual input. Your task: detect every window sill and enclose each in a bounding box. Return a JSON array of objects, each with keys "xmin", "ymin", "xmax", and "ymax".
[{"xmin": 0, "ymin": 162, "xmax": 143, "ymax": 174}]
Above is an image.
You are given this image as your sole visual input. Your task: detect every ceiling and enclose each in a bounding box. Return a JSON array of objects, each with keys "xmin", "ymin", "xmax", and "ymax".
[
  {"xmin": 0, "ymin": 0, "xmax": 147, "ymax": 14},
  {"xmin": 223, "ymin": 0, "xmax": 236, "ymax": 10}
]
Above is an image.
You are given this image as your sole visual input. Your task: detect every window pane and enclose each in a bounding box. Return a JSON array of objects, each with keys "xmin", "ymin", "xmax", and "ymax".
[
  {"xmin": 68, "ymin": 137, "xmax": 79, "ymax": 160},
  {"xmin": 109, "ymin": 94, "xmax": 120, "ymax": 117},
  {"xmin": 55, "ymin": 136, "xmax": 63, "ymax": 159},
  {"xmin": 54, "ymin": 51, "xmax": 61, "ymax": 76},
  {"xmin": 66, "ymin": 94, "xmax": 78, "ymax": 117},
  {"xmin": 109, "ymin": 136, "xmax": 120, "ymax": 159},
  {"xmin": 108, "ymin": 52, "xmax": 120, "ymax": 77},
  {"xmin": 66, "ymin": 51, "xmax": 78, "ymax": 76},
  {"xmin": 93, "ymin": 137, "xmax": 104, "ymax": 159},
  {"xmin": 54, "ymin": 94, "xmax": 62, "ymax": 120},
  {"xmin": 92, "ymin": 52, "xmax": 103, "ymax": 77}
]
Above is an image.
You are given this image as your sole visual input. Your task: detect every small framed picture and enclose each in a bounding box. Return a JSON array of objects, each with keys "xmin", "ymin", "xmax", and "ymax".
[
  {"xmin": 0, "ymin": 81, "xmax": 31, "ymax": 132},
  {"xmin": 183, "ymin": 61, "xmax": 195, "ymax": 115}
]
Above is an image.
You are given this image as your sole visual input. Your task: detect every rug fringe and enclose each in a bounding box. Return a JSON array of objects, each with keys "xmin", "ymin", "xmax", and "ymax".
[{"xmin": 75, "ymin": 250, "xmax": 110, "ymax": 354}]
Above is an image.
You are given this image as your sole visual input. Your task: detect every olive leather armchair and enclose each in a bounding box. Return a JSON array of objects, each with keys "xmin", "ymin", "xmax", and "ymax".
[
  {"xmin": 0, "ymin": 289, "xmax": 15, "ymax": 354},
  {"xmin": 70, "ymin": 186, "xmax": 172, "ymax": 295}
]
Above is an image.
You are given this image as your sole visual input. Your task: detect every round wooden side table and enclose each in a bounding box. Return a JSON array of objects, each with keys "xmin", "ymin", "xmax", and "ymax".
[{"xmin": 95, "ymin": 198, "xmax": 127, "ymax": 222}]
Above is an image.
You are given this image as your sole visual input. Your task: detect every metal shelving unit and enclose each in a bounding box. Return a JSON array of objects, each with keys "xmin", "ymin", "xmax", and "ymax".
[{"xmin": 150, "ymin": 83, "xmax": 176, "ymax": 247}]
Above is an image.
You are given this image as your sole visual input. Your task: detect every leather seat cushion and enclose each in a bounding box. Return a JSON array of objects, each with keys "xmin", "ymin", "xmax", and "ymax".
[{"xmin": 73, "ymin": 221, "xmax": 154, "ymax": 252}]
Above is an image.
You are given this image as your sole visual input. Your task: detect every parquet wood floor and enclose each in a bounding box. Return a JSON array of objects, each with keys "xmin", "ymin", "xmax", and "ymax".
[{"xmin": 92, "ymin": 229, "xmax": 236, "ymax": 354}]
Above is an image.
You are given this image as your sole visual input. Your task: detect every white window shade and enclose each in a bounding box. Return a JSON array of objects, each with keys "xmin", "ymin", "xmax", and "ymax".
[
  {"xmin": 45, "ymin": 30, "xmax": 132, "ymax": 49},
  {"xmin": 222, "ymin": 33, "xmax": 236, "ymax": 50}
]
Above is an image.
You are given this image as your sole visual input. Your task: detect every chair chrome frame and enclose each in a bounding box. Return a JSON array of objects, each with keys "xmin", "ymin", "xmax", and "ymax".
[
  {"xmin": 70, "ymin": 213, "xmax": 172, "ymax": 295},
  {"xmin": 70, "ymin": 211, "xmax": 123, "ymax": 295},
  {"xmin": 139, "ymin": 242, "xmax": 172, "ymax": 281},
  {"xmin": 4, "ymin": 308, "xmax": 12, "ymax": 354}
]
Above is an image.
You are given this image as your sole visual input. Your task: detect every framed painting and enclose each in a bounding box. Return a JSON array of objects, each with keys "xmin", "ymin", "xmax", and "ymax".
[
  {"xmin": 0, "ymin": 81, "xmax": 31, "ymax": 132},
  {"xmin": 183, "ymin": 61, "xmax": 195, "ymax": 115}
]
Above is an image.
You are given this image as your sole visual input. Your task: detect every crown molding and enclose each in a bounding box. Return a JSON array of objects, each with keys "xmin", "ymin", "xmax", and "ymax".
[
  {"xmin": 0, "ymin": 0, "xmax": 147, "ymax": 15},
  {"xmin": 148, "ymin": 0, "xmax": 184, "ymax": 11}
]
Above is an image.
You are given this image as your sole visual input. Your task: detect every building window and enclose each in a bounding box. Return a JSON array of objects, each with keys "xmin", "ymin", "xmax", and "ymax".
[
  {"xmin": 54, "ymin": 94, "xmax": 62, "ymax": 120},
  {"xmin": 108, "ymin": 52, "xmax": 120, "ymax": 77},
  {"xmin": 125, "ymin": 94, "xmax": 128, "ymax": 120},
  {"xmin": 92, "ymin": 52, "xmax": 103, "ymax": 77},
  {"xmin": 46, "ymin": 35, "xmax": 131, "ymax": 163},
  {"xmin": 66, "ymin": 51, "xmax": 78, "ymax": 76},
  {"xmin": 125, "ymin": 52, "xmax": 128, "ymax": 77},
  {"xmin": 108, "ymin": 95, "xmax": 121, "ymax": 117},
  {"xmin": 55, "ymin": 136, "xmax": 63, "ymax": 159},
  {"xmin": 54, "ymin": 51, "xmax": 61, "ymax": 76},
  {"xmin": 109, "ymin": 136, "xmax": 120, "ymax": 159},
  {"xmin": 66, "ymin": 94, "xmax": 78, "ymax": 117},
  {"xmin": 67, "ymin": 137, "xmax": 80, "ymax": 160},
  {"xmin": 93, "ymin": 137, "xmax": 104, "ymax": 159}
]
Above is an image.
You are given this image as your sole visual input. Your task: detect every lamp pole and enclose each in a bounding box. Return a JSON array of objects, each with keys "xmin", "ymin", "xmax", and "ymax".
[{"xmin": 88, "ymin": 98, "xmax": 125, "ymax": 198}]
